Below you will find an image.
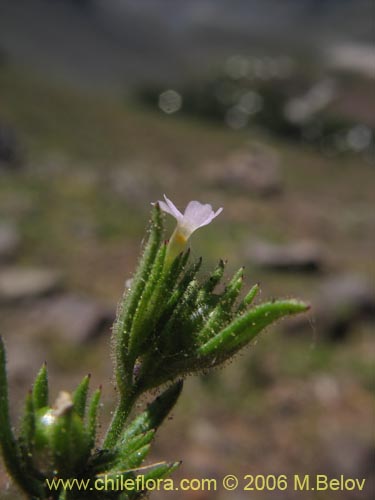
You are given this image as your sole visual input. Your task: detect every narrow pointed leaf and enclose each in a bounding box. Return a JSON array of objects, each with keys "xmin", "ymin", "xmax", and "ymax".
[
  {"xmin": 122, "ymin": 430, "xmax": 155, "ymax": 456},
  {"xmin": 0, "ymin": 337, "xmax": 44, "ymax": 497},
  {"xmin": 127, "ymin": 443, "xmax": 151, "ymax": 469},
  {"xmin": 128, "ymin": 243, "xmax": 167, "ymax": 359},
  {"xmin": 197, "ymin": 268, "xmax": 244, "ymax": 342},
  {"xmin": 89, "ymin": 448, "xmax": 118, "ymax": 473},
  {"xmin": 166, "ymin": 257, "xmax": 202, "ymax": 312},
  {"xmin": 105, "ymin": 444, "xmax": 152, "ymax": 477},
  {"xmin": 86, "ymin": 387, "xmax": 101, "ymax": 450},
  {"xmin": 141, "ymin": 460, "xmax": 181, "ymax": 481},
  {"xmin": 198, "ymin": 300, "xmax": 309, "ymax": 357},
  {"xmin": 0, "ymin": 337, "xmax": 21, "ymax": 477},
  {"xmin": 196, "ymin": 259, "xmax": 226, "ymax": 306},
  {"xmin": 126, "ymin": 461, "xmax": 181, "ymax": 500},
  {"xmin": 32, "ymin": 362, "xmax": 48, "ymax": 410},
  {"xmin": 159, "ymin": 278, "xmax": 200, "ymax": 353},
  {"xmin": 237, "ymin": 283, "xmax": 260, "ymax": 313},
  {"xmin": 119, "ymin": 381, "xmax": 182, "ymax": 446},
  {"xmin": 50, "ymin": 410, "xmax": 90, "ymax": 476},
  {"xmin": 58, "ymin": 490, "xmax": 68, "ymax": 500},
  {"xmin": 114, "ymin": 205, "xmax": 163, "ymax": 392},
  {"xmin": 177, "ymin": 248, "xmax": 191, "ymax": 272},
  {"xmin": 95, "ymin": 429, "xmax": 155, "ymax": 474},
  {"xmin": 19, "ymin": 391, "xmax": 35, "ymax": 453},
  {"xmin": 130, "ymin": 461, "xmax": 181, "ymax": 500},
  {"xmin": 73, "ymin": 374, "xmax": 91, "ymax": 419}
]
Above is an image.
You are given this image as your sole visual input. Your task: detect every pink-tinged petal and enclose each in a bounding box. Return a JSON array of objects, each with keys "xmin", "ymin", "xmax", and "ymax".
[
  {"xmin": 183, "ymin": 201, "xmax": 223, "ymax": 231},
  {"xmin": 157, "ymin": 195, "xmax": 183, "ymax": 221},
  {"xmin": 183, "ymin": 201, "xmax": 214, "ymax": 226},
  {"xmin": 197, "ymin": 206, "xmax": 223, "ymax": 229}
]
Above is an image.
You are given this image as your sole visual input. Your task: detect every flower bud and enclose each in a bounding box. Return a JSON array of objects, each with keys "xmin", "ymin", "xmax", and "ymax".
[{"xmin": 33, "ymin": 392, "xmax": 91, "ymax": 477}]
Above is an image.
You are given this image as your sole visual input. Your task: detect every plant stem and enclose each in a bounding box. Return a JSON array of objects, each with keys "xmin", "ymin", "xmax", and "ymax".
[{"xmin": 103, "ymin": 392, "xmax": 137, "ymax": 449}]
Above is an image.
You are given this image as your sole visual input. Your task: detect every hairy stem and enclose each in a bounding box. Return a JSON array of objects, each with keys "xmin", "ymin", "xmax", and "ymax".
[{"xmin": 103, "ymin": 392, "xmax": 138, "ymax": 449}]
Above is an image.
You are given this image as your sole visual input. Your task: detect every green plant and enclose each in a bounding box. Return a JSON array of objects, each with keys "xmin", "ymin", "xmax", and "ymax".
[{"xmin": 0, "ymin": 197, "xmax": 309, "ymax": 499}]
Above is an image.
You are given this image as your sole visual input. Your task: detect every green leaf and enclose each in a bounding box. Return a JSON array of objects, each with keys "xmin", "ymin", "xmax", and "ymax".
[
  {"xmin": 158, "ymin": 278, "xmax": 200, "ymax": 354},
  {"xmin": 164, "ymin": 257, "xmax": 202, "ymax": 314},
  {"xmin": 197, "ymin": 267, "xmax": 244, "ymax": 343},
  {"xmin": 119, "ymin": 381, "xmax": 183, "ymax": 446},
  {"xmin": 50, "ymin": 410, "xmax": 90, "ymax": 476},
  {"xmin": 177, "ymin": 248, "xmax": 191, "ymax": 271},
  {"xmin": 89, "ymin": 448, "xmax": 118, "ymax": 474},
  {"xmin": 166, "ymin": 249, "xmax": 190, "ymax": 284},
  {"xmin": 93, "ymin": 429, "xmax": 155, "ymax": 474},
  {"xmin": 58, "ymin": 490, "xmax": 68, "ymax": 500},
  {"xmin": 126, "ymin": 443, "xmax": 151, "ymax": 469},
  {"xmin": 124, "ymin": 429, "xmax": 155, "ymax": 456},
  {"xmin": 19, "ymin": 391, "xmax": 35, "ymax": 454},
  {"xmin": 128, "ymin": 461, "xmax": 181, "ymax": 499},
  {"xmin": 140, "ymin": 460, "xmax": 181, "ymax": 481},
  {"xmin": 150, "ymin": 250, "xmax": 191, "ymax": 320},
  {"xmin": 114, "ymin": 205, "xmax": 163, "ymax": 392},
  {"xmin": 32, "ymin": 362, "xmax": 48, "ymax": 410},
  {"xmin": 0, "ymin": 337, "xmax": 44, "ymax": 498},
  {"xmin": 103, "ymin": 444, "xmax": 153, "ymax": 478},
  {"xmin": 73, "ymin": 374, "xmax": 91, "ymax": 419},
  {"xmin": 0, "ymin": 337, "xmax": 21, "ymax": 475},
  {"xmin": 197, "ymin": 259, "xmax": 226, "ymax": 301},
  {"xmin": 128, "ymin": 242, "xmax": 167, "ymax": 359},
  {"xmin": 86, "ymin": 387, "xmax": 101, "ymax": 451},
  {"xmin": 237, "ymin": 283, "xmax": 260, "ymax": 313},
  {"xmin": 198, "ymin": 300, "xmax": 310, "ymax": 358}
]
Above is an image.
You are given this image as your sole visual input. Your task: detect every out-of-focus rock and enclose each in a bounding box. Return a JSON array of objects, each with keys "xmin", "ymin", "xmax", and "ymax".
[
  {"xmin": 319, "ymin": 275, "xmax": 374, "ymax": 313},
  {"xmin": 3, "ymin": 336, "xmax": 46, "ymax": 387},
  {"xmin": 203, "ymin": 148, "xmax": 282, "ymax": 197},
  {"xmin": 327, "ymin": 42, "xmax": 375, "ymax": 80},
  {"xmin": 0, "ymin": 124, "xmax": 23, "ymax": 168},
  {"xmin": 312, "ymin": 374, "xmax": 341, "ymax": 406},
  {"xmin": 0, "ymin": 267, "xmax": 62, "ymax": 302},
  {"xmin": 323, "ymin": 437, "xmax": 375, "ymax": 491},
  {"xmin": 0, "ymin": 223, "xmax": 20, "ymax": 263},
  {"xmin": 36, "ymin": 293, "xmax": 115, "ymax": 343},
  {"xmin": 247, "ymin": 239, "xmax": 325, "ymax": 272},
  {"xmin": 286, "ymin": 274, "xmax": 375, "ymax": 340},
  {"xmin": 316, "ymin": 275, "xmax": 375, "ymax": 339}
]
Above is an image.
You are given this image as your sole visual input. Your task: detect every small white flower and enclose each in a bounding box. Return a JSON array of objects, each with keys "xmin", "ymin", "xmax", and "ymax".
[
  {"xmin": 156, "ymin": 195, "xmax": 223, "ymax": 263},
  {"xmin": 159, "ymin": 195, "xmax": 222, "ymax": 240}
]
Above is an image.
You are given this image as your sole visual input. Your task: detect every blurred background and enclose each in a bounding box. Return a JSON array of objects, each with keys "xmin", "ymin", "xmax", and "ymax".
[{"xmin": 0, "ymin": 1, "xmax": 374, "ymax": 498}]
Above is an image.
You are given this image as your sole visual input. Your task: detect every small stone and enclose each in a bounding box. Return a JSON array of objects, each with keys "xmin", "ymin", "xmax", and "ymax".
[
  {"xmin": 0, "ymin": 223, "xmax": 20, "ymax": 263},
  {"xmin": 204, "ymin": 148, "xmax": 282, "ymax": 197},
  {"xmin": 0, "ymin": 267, "xmax": 62, "ymax": 302},
  {"xmin": 319, "ymin": 275, "xmax": 374, "ymax": 312},
  {"xmin": 36, "ymin": 294, "xmax": 115, "ymax": 343},
  {"xmin": 247, "ymin": 239, "xmax": 324, "ymax": 272},
  {"xmin": 286, "ymin": 274, "xmax": 375, "ymax": 340},
  {"xmin": 312, "ymin": 374, "xmax": 340, "ymax": 405},
  {"xmin": 323, "ymin": 436, "xmax": 374, "ymax": 479},
  {"xmin": 2, "ymin": 335, "xmax": 47, "ymax": 388},
  {"xmin": 315, "ymin": 275, "xmax": 375, "ymax": 339}
]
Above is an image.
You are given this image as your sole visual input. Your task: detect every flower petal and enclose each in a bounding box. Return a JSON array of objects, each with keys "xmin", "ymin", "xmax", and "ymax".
[
  {"xmin": 183, "ymin": 201, "xmax": 223, "ymax": 230},
  {"xmin": 158, "ymin": 195, "xmax": 183, "ymax": 221},
  {"xmin": 197, "ymin": 207, "xmax": 223, "ymax": 229}
]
